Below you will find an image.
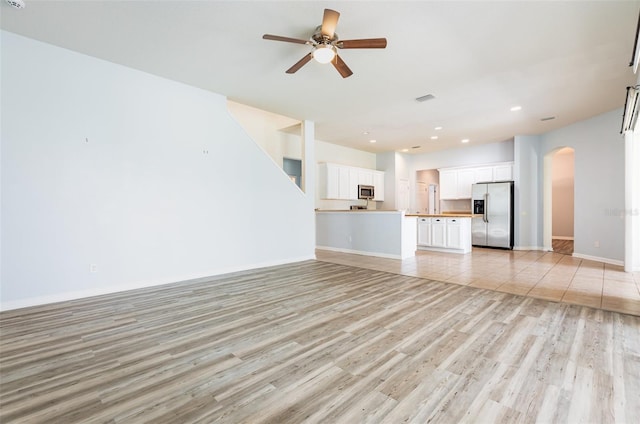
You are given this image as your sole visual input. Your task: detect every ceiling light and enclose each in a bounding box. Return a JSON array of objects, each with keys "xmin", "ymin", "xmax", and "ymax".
[
  {"xmin": 363, "ymin": 131, "xmax": 369, "ymax": 135},
  {"xmin": 401, "ymin": 149, "xmax": 409, "ymax": 152},
  {"xmin": 434, "ymin": 126, "xmax": 443, "ymax": 130},
  {"xmin": 510, "ymin": 105, "xmax": 522, "ymax": 112},
  {"xmin": 430, "ymin": 136, "xmax": 438, "ymax": 140},
  {"xmin": 461, "ymin": 139, "xmax": 470, "ymax": 143},
  {"xmin": 313, "ymin": 45, "xmax": 336, "ymax": 64},
  {"xmin": 369, "ymin": 139, "xmax": 376, "ymax": 143}
]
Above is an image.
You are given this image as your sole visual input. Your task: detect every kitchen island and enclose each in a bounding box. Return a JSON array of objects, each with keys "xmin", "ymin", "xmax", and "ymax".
[
  {"xmin": 316, "ymin": 210, "xmax": 417, "ymax": 259},
  {"xmin": 406, "ymin": 213, "xmax": 476, "ymax": 254}
]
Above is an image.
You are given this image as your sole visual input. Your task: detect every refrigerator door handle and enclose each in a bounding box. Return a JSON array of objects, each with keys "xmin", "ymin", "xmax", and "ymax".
[{"xmin": 484, "ymin": 193, "xmax": 489, "ymax": 223}]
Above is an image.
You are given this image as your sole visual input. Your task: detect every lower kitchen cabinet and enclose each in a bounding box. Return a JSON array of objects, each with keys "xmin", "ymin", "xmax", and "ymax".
[
  {"xmin": 416, "ymin": 216, "xmax": 471, "ymax": 254},
  {"xmin": 431, "ymin": 218, "xmax": 447, "ymax": 247},
  {"xmin": 445, "ymin": 218, "xmax": 463, "ymax": 249},
  {"xmin": 417, "ymin": 218, "xmax": 432, "ymax": 246}
]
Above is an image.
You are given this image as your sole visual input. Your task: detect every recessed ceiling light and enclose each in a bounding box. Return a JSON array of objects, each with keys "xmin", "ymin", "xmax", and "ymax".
[
  {"xmin": 430, "ymin": 136, "xmax": 438, "ymax": 140},
  {"xmin": 363, "ymin": 131, "xmax": 369, "ymax": 135},
  {"xmin": 461, "ymin": 139, "xmax": 470, "ymax": 143},
  {"xmin": 510, "ymin": 106, "xmax": 522, "ymax": 112},
  {"xmin": 434, "ymin": 126, "xmax": 443, "ymax": 130},
  {"xmin": 401, "ymin": 148, "xmax": 409, "ymax": 152},
  {"xmin": 369, "ymin": 139, "xmax": 376, "ymax": 143}
]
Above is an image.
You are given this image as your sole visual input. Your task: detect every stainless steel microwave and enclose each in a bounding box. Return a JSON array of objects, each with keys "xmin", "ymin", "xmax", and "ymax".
[{"xmin": 358, "ymin": 184, "xmax": 375, "ymax": 199}]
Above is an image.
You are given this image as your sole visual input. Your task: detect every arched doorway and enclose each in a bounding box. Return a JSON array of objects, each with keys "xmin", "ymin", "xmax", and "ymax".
[{"xmin": 543, "ymin": 147, "xmax": 575, "ymax": 253}]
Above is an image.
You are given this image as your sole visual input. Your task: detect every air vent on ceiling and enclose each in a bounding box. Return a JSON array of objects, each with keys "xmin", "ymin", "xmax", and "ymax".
[
  {"xmin": 412, "ymin": 145, "xmax": 421, "ymax": 149},
  {"xmin": 540, "ymin": 116, "xmax": 556, "ymax": 121},
  {"xmin": 415, "ymin": 94, "xmax": 435, "ymax": 102}
]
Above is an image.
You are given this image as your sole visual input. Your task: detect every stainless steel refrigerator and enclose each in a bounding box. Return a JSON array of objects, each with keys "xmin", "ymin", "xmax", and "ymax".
[{"xmin": 471, "ymin": 181, "xmax": 514, "ymax": 249}]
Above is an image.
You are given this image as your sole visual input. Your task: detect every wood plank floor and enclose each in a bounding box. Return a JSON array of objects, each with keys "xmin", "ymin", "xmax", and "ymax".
[
  {"xmin": 1, "ymin": 261, "xmax": 639, "ymax": 423},
  {"xmin": 552, "ymin": 239, "xmax": 574, "ymax": 255}
]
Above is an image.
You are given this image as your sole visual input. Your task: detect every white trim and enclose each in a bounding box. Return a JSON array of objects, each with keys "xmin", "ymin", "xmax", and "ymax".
[
  {"xmin": 572, "ymin": 253, "xmax": 624, "ymax": 267},
  {"xmin": 417, "ymin": 246, "xmax": 470, "ymax": 255},
  {"xmin": 513, "ymin": 246, "xmax": 545, "ymax": 251},
  {"xmin": 316, "ymin": 245, "xmax": 405, "ymax": 260},
  {"xmin": 552, "ymin": 236, "xmax": 574, "ymax": 241},
  {"xmin": 0, "ymin": 255, "xmax": 316, "ymax": 312}
]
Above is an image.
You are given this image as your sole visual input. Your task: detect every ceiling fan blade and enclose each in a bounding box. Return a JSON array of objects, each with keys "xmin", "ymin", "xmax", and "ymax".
[
  {"xmin": 332, "ymin": 54, "xmax": 353, "ymax": 78},
  {"xmin": 286, "ymin": 53, "xmax": 314, "ymax": 74},
  {"xmin": 337, "ymin": 38, "xmax": 388, "ymax": 49},
  {"xmin": 321, "ymin": 9, "xmax": 340, "ymax": 38},
  {"xmin": 263, "ymin": 34, "xmax": 310, "ymax": 45}
]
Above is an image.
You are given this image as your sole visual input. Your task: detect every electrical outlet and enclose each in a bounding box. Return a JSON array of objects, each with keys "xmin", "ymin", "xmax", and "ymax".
[
  {"xmin": 90, "ymin": 264, "xmax": 98, "ymax": 273},
  {"xmin": 594, "ymin": 241, "xmax": 600, "ymax": 248}
]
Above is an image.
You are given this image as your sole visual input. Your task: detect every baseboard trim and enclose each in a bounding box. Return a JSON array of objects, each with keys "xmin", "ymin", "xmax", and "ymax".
[
  {"xmin": 316, "ymin": 246, "xmax": 405, "ymax": 260},
  {"xmin": 513, "ymin": 246, "xmax": 545, "ymax": 251},
  {"xmin": 572, "ymin": 253, "xmax": 624, "ymax": 267},
  {"xmin": 552, "ymin": 236, "xmax": 574, "ymax": 241},
  {"xmin": 0, "ymin": 255, "xmax": 316, "ymax": 312}
]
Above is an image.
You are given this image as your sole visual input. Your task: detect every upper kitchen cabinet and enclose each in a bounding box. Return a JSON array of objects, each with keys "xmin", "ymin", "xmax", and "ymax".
[
  {"xmin": 439, "ymin": 170, "xmax": 458, "ymax": 199},
  {"xmin": 438, "ymin": 162, "xmax": 513, "ymax": 199},
  {"xmin": 494, "ymin": 164, "xmax": 513, "ymax": 181},
  {"xmin": 318, "ymin": 163, "xmax": 385, "ymax": 201},
  {"xmin": 319, "ymin": 163, "xmax": 349, "ymax": 199},
  {"xmin": 373, "ymin": 171, "xmax": 385, "ymax": 201}
]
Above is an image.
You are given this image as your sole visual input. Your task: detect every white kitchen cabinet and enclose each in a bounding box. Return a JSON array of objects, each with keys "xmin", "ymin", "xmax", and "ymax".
[
  {"xmin": 348, "ymin": 168, "xmax": 359, "ymax": 200},
  {"xmin": 431, "ymin": 217, "xmax": 447, "ymax": 247},
  {"xmin": 415, "ymin": 216, "xmax": 472, "ymax": 253},
  {"xmin": 456, "ymin": 169, "xmax": 475, "ymax": 199},
  {"xmin": 358, "ymin": 170, "xmax": 374, "ymax": 186},
  {"xmin": 439, "ymin": 170, "xmax": 458, "ymax": 199},
  {"xmin": 319, "ymin": 163, "xmax": 339, "ymax": 199},
  {"xmin": 494, "ymin": 164, "xmax": 513, "ymax": 181},
  {"xmin": 445, "ymin": 218, "xmax": 463, "ymax": 249},
  {"xmin": 417, "ymin": 218, "xmax": 432, "ymax": 246},
  {"xmin": 319, "ymin": 163, "xmax": 385, "ymax": 201},
  {"xmin": 373, "ymin": 171, "xmax": 385, "ymax": 201},
  {"xmin": 338, "ymin": 166, "xmax": 351, "ymax": 199},
  {"xmin": 319, "ymin": 163, "xmax": 350, "ymax": 200},
  {"xmin": 474, "ymin": 167, "xmax": 493, "ymax": 183},
  {"xmin": 439, "ymin": 162, "xmax": 514, "ymax": 199}
]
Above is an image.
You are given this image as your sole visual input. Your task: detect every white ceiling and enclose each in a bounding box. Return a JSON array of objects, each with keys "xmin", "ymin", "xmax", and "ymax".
[{"xmin": 2, "ymin": 1, "xmax": 639, "ymax": 154}]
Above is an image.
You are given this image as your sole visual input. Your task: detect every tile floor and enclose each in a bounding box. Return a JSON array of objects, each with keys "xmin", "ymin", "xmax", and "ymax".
[{"xmin": 315, "ymin": 248, "xmax": 640, "ymax": 316}]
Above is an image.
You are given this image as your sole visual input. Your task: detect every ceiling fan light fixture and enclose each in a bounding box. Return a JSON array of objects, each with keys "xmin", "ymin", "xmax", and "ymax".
[{"xmin": 313, "ymin": 45, "xmax": 336, "ymax": 64}]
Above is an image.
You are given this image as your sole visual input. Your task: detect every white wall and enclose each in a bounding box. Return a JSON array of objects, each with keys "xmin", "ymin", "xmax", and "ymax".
[
  {"xmin": 1, "ymin": 31, "xmax": 315, "ymax": 310},
  {"xmin": 227, "ymin": 100, "xmax": 302, "ymax": 168},
  {"xmin": 409, "ymin": 139, "xmax": 514, "ymax": 171},
  {"xmin": 513, "ymin": 136, "xmax": 543, "ymax": 250},
  {"xmin": 541, "ymin": 109, "xmax": 625, "ymax": 263},
  {"xmin": 514, "ymin": 109, "xmax": 626, "ymax": 263}
]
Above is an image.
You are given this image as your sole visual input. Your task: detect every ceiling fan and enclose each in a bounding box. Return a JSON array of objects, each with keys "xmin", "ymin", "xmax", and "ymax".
[{"xmin": 262, "ymin": 8, "xmax": 387, "ymax": 78}]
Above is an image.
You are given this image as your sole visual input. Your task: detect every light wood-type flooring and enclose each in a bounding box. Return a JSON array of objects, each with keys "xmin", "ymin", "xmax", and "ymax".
[
  {"xmin": 552, "ymin": 239, "xmax": 574, "ymax": 255},
  {"xmin": 1, "ymin": 260, "xmax": 639, "ymax": 423},
  {"xmin": 317, "ymin": 248, "xmax": 640, "ymax": 316}
]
